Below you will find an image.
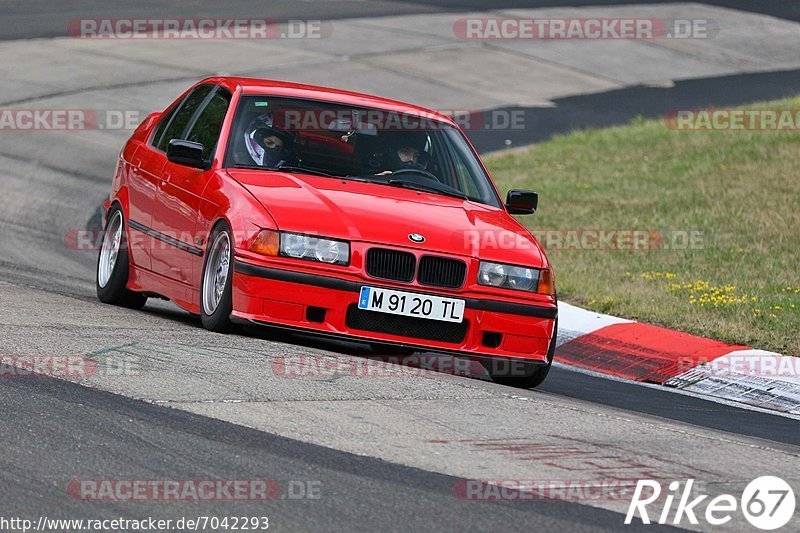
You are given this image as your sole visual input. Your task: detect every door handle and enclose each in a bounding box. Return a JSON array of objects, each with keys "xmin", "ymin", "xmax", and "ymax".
[{"xmin": 160, "ymin": 173, "xmax": 171, "ymax": 188}]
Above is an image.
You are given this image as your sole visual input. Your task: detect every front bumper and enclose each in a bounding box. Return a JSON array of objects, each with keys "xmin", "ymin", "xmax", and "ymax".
[{"xmin": 232, "ymin": 259, "xmax": 557, "ymax": 362}]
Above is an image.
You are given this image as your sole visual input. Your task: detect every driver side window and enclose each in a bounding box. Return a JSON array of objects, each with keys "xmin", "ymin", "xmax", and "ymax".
[
  {"xmin": 184, "ymin": 90, "xmax": 231, "ymax": 161},
  {"xmin": 153, "ymin": 84, "xmax": 214, "ymax": 152}
]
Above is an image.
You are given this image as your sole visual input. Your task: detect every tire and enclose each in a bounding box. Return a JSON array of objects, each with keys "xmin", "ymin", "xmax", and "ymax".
[
  {"xmin": 200, "ymin": 221, "xmax": 234, "ymax": 333},
  {"xmin": 486, "ymin": 319, "xmax": 558, "ymax": 389},
  {"xmin": 96, "ymin": 207, "xmax": 148, "ymax": 309}
]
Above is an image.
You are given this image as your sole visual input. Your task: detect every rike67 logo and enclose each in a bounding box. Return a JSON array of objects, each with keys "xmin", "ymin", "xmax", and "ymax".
[{"xmin": 625, "ymin": 477, "xmax": 795, "ymax": 530}]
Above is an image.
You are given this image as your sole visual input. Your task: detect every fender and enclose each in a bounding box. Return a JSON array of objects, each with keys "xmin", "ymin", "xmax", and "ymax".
[{"xmin": 195, "ymin": 170, "xmax": 279, "ymax": 258}]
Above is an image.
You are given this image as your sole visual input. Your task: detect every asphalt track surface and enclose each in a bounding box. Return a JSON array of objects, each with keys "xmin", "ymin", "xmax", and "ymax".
[
  {"xmin": 2, "ymin": 0, "xmax": 798, "ymax": 41},
  {"xmin": 1, "ymin": 373, "xmax": 685, "ymax": 532},
  {"xmin": 6, "ymin": 0, "xmax": 800, "ymax": 152},
  {"xmin": 1, "ymin": 1, "xmax": 799, "ymax": 532}
]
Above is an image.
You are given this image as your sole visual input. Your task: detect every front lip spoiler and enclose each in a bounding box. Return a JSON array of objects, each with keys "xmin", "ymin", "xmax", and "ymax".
[
  {"xmin": 231, "ymin": 315, "xmax": 549, "ymax": 365},
  {"xmin": 234, "ymin": 260, "xmax": 557, "ymax": 320}
]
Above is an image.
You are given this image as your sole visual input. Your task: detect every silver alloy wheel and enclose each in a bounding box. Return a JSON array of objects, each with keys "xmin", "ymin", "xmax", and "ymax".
[
  {"xmin": 97, "ymin": 210, "xmax": 123, "ymax": 289},
  {"xmin": 202, "ymin": 231, "xmax": 231, "ymax": 315}
]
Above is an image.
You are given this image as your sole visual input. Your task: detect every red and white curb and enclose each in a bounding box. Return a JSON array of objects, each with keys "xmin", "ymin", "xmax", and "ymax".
[{"xmin": 556, "ymin": 302, "xmax": 800, "ymax": 416}]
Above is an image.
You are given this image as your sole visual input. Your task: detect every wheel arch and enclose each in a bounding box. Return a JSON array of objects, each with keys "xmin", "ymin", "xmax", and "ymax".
[{"xmin": 109, "ymin": 186, "xmax": 130, "ymax": 223}]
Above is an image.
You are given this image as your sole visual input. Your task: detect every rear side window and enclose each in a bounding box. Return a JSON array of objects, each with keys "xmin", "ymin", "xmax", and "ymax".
[
  {"xmin": 154, "ymin": 84, "xmax": 214, "ymax": 152},
  {"xmin": 184, "ymin": 90, "xmax": 232, "ymax": 161},
  {"xmin": 151, "ymin": 107, "xmax": 176, "ymax": 149}
]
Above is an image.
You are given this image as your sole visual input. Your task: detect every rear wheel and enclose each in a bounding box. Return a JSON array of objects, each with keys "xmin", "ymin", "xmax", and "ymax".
[
  {"xmin": 96, "ymin": 207, "xmax": 148, "ymax": 309},
  {"xmin": 201, "ymin": 222, "xmax": 234, "ymax": 333},
  {"xmin": 486, "ymin": 319, "xmax": 557, "ymax": 389}
]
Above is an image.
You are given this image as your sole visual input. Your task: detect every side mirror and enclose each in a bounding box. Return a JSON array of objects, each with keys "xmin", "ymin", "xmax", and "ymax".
[
  {"xmin": 167, "ymin": 139, "xmax": 207, "ymax": 169},
  {"xmin": 506, "ymin": 189, "xmax": 538, "ymax": 215}
]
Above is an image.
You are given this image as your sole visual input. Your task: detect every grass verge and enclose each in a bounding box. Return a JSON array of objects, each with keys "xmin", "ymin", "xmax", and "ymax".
[{"xmin": 485, "ymin": 97, "xmax": 800, "ymax": 355}]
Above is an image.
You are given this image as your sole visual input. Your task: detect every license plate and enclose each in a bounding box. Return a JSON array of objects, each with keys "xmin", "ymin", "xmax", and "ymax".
[{"xmin": 358, "ymin": 286, "xmax": 465, "ymax": 323}]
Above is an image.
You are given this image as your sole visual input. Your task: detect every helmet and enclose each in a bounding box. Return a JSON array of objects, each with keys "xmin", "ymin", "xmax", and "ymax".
[
  {"xmin": 389, "ymin": 133, "xmax": 430, "ymax": 171},
  {"xmin": 243, "ymin": 112, "xmax": 294, "ymax": 167}
]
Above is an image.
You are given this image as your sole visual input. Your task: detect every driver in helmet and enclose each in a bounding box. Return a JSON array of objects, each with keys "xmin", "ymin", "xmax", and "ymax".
[
  {"xmin": 376, "ymin": 134, "xmax": 431, "ymax": 176},
  {"xmin": 396, "ymin": 145, "xmax": 423, "ymax": 169},
  {"xmin": 243, "ymin": 112, "xmax": 296, "ymax": 168}
]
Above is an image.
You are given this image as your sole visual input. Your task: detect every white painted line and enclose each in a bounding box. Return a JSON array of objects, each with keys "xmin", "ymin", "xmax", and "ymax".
[{"xmin": 557, "ymin": 301, "xmax": 632, "ymax": 336}]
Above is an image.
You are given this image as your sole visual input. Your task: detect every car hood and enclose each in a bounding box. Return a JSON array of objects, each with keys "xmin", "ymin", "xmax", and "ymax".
[{"xmin": 227, "ymin": 169, "xmax": 545, "ymax": 267}]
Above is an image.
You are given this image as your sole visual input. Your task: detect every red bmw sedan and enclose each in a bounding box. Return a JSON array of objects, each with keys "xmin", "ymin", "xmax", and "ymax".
[{"xmin": 96, "ymin": 77, "xmax": 557, "ymax": 388}]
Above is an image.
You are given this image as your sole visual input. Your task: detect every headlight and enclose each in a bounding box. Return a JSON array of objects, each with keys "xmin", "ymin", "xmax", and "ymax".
[
  {"xmin": 313, "ymin": 238, "xmax": 346, "ymax": 264},
  {"xmin": 281, "ymin": 233, "xmax": 308, "ymax": 258},
  {"xmin": 280, "ymin": 232, "xmax": 349, "ymax": 265},
  {"xmin": 478, "ymin": 261, "xmax": 553, "ymax": 294},
  {"xmin": 250, "ymin": 230, "xmax": 350, "ymax": 266}
]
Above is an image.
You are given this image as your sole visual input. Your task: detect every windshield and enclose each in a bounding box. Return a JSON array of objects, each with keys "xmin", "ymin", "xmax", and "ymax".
[{"xmin": 224, "ymin": 96, "xmax": 502, "ymax": 207}]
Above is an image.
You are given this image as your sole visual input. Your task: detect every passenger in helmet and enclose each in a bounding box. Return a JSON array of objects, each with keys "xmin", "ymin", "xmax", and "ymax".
[{"xmin": 243, "ymin": 113, "xmax": 295, "ymax": 168}]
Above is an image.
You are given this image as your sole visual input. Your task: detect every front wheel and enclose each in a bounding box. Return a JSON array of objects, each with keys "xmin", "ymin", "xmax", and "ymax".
[
  {"xmin": 488, "ymin": 360, "xmax": 551, "ymax": 389},
  {"xmin": 96, "ymin": 207, "xmax": 147, "ymax": 309},
  {"xmin": 200, "ymin": 222, "xmax": 234, "ymax": 333}
]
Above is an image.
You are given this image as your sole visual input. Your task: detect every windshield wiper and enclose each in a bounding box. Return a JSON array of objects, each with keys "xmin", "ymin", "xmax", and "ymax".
[
  {"xmin": 275, "ymin": 165, "xmax": 375, "ymax": 183},
  {"xmin": 386, "ymin": 178, "xmax": 468, "ymax": 200},
  {"xmin": 232, "ymin": 163, "xmax": 269, "ymax": 170},
  {"xmin": 273, "ymin": 164, "xmax": 346, "ymax": 179},
  {"xmin": 233, "ymin": 163, "xmax": 347, "ymax": 180}
]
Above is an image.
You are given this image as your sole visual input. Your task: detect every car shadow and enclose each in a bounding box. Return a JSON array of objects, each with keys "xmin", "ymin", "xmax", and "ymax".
[{"xmin": 243, "ymin": 322, "xmax": 493, "ymax": 381}]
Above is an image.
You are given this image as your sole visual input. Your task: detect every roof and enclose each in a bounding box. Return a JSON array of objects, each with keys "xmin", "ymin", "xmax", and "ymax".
[{"xmin": 199, "ymin": 76, "xmax": 457, "ymax": 126}]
